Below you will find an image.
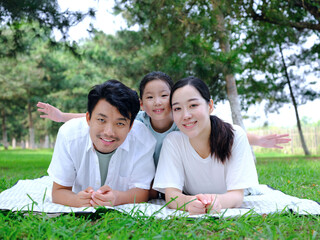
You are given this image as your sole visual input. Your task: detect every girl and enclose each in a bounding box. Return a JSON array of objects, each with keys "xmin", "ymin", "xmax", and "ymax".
[{"xmin": 153, "ymin": 76, "xmax": 259, "ymax": 215}]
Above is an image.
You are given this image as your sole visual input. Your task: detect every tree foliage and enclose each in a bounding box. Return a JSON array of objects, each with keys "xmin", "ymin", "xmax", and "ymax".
[
  {"xmin": 0, "ymin": 0, "xmax": 95, "ymax": 56},
  {"xmin": 0, "ymin": 1, "xmax": 319, "ymax": 150}
]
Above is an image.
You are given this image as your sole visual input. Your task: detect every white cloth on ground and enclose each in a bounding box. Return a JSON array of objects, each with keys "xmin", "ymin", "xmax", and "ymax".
[{"xmin": 0, "ymin": 176, "xmax": 319, "ymax": 219}]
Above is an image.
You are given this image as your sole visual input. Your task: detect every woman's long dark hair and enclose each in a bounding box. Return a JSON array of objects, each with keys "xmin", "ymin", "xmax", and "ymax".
[{"xmin": 170, "ymin": 76, "xmax": 234, "ymax": 164}]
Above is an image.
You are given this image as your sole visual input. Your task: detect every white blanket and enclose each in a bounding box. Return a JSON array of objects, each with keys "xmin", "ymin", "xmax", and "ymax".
[{"xmin": 0, "ymin": 176, "xmax": 319, "ymax": 218}]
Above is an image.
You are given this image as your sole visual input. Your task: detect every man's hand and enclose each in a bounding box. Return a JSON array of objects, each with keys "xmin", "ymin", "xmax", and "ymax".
[
  {"xmin": 75, "ymin": 187, "xmax": 94, "ymax": 207},
  {"xmin": 90, "ymin": 185, "xmax": 117, "ymax": 207},
  {"xmin": 37, "ymin": 102, "xmax": 64, "ymax": 122},
  {"xmin": 52, "ymin": 182, "xmax": 95, "ymax": 208}
]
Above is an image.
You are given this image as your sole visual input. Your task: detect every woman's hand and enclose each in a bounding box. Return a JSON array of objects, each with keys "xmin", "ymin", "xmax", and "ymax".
[{"xmin": 196, "ymin": 194, "xmax": 222, "ymax": 214}]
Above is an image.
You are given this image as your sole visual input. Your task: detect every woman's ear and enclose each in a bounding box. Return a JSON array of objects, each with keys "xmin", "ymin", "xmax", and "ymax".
[
  {"xmin": 140, "ymin": 99, "xmax": 144, "ymax": 111},
  {"xmin": 209, "ymin": 99, "xmax": 214, "ymax": 114}
]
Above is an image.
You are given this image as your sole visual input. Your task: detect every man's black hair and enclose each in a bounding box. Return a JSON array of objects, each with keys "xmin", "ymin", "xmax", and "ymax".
[{"xmin": 87, "ymin": 80, "xmax": 140, "ymax": 126}]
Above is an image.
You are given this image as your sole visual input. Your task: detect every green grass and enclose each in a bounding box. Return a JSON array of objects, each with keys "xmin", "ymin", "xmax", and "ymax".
[
  {"xmin": 0, "ymin": 149, "xmax": 52, "ymax": 192},
  {"xmin": 0, "ymin": 149, "xmax": 319, "ymax": 239}
]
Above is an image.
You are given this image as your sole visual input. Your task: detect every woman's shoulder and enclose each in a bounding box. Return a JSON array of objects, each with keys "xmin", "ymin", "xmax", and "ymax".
[
  {"xmin": 231, "ymin": 124, "xmax": 246, "ymax": 136},
  {"xmin": 230, "ymin": 124, "xmax": 250, "ymax": 146},
  {"xmin": 165, "ymin": 130, "xmax": 187, "ymax": 143}
]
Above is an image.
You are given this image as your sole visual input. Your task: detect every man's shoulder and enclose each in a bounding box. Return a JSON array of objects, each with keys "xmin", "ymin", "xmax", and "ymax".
[{"xmin": 127, "ymin": 120, "xmax": 156, "ymax": 145}]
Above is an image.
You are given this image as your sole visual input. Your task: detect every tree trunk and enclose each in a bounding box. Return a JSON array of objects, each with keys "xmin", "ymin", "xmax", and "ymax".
[
  {"xmin": 12, "ymin": 138, "xmax": 16, "ymax": 149},
  {"xmin": 1, "ymin": 109, "xmax": 9, "ymax": 150},
  {"xmin": 279, "ymin": 44, "xmax": 310, "ymax": 155},
  {"xmin": 212, "ymin": 0, "xmax": 245, "ymax": 130},
  {"xmin": 44, "ymin": 134, "xmax": 49, "ymax": 148},
  {"xmin": 27, "ymin": 101, "xmax": 35, "ymax": 149}
]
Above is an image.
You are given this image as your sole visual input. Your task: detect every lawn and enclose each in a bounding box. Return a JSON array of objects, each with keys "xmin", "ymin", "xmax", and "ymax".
[{"xmin": 0, "ymin": 149, "xmax": 319, "ymax": 239}]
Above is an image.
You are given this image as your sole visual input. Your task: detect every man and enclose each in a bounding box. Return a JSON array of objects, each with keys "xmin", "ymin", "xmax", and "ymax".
[{"xmin": 47, "ymin": 80, "xmax": 156, "ymax": 207}]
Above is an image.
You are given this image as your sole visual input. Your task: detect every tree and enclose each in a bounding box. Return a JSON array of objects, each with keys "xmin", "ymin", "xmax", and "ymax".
[
  {"xmin": 114, "ymin": 0, "xmax": 249, "ymax": 128},
  {"xmin": 0, "ymin": 0, "xmax": 95, "ymax": 55},
  {"xmin": 243, "ymin": 0, "xmax": 320, "ymax": 31},
  {"xmin": 279, "ymin": 43, "xmax": 311, "ymax": 155},
  {"xmin": 237, "ymin": 11, "xmax": 319, "ymax": 155}
]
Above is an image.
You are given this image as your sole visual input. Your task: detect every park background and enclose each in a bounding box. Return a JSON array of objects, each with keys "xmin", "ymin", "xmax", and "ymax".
[
  {"xmin": 1, "ymin": 0, "xmax": 319, "ymax": 156},
  {"xmin": 1, "ymin": 1, "xmax": 320, "ymax": 239}
]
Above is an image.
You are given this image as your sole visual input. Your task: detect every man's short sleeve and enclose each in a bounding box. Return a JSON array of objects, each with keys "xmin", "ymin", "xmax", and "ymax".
[
  {"xmin": 124, "ymin": 121, "xmax": 156, "ymax": 190},
  {"xmin": 47, "ymin": 127, "xmax": 76, "ymax": 187}
]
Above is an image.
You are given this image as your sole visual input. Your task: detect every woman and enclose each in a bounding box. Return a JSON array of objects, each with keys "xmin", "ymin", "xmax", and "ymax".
[{"xmin": 153, "ymin": 76, "xmax": 259, "ymax": 215}]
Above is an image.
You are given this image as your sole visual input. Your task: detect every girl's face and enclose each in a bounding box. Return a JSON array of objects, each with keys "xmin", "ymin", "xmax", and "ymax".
[
  {"xmin": 171, "ymin": 85, "xmax": 213, "ymax": 140},
  {"xmin": 140, "ymin": 80, "xmax": 172, "ymax": 122}
]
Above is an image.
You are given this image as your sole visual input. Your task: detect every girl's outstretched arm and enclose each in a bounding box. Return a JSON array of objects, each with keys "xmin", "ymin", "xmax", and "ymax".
[
  {"xmin": 37, "ymin": 102, "xmax": 85, "ymax": 122},
  {"xmin": 247, "ymin": 133, "xmax": 291, "ymax": 149}
]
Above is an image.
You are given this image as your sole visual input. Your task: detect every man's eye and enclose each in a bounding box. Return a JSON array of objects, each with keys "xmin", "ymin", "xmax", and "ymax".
[
  {"xmin": 117, "ymin": 122, "xmax": 125, "ymax": 126},
  {"xmin": 98, "ymin": 118, "xmax": 105, "ymax": 122}
]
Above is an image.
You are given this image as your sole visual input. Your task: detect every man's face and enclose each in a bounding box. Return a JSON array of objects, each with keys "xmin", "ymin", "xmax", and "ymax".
[{"xmin": 86, "ymin": 99, "xmax": 132, "ymax": 153}]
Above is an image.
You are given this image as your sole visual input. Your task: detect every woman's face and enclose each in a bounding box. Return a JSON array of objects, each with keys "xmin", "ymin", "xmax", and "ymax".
[
  {"xmin": 171, "ymin": 85, "xmax": 213, "ymax": 140},
  {"xmin": 140, "ymin": 80, "xmax": 172, "ymax": 122}
]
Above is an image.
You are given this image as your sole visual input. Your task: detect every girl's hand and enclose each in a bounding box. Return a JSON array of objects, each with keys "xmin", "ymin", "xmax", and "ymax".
[
  {"xmin": 37, "ymin": 102, "xmax": 64, "ymax": 122},
  {"xmin": 257, "ymin": 134, "xmax": 291, "ymax": 149}
]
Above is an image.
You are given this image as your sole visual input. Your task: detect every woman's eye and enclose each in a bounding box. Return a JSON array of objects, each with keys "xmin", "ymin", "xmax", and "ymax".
[
  {"xmin": 190, "ymin": 104, "xmax": 198, "ymax": 108},
  {"xmin": 173, "ymin": 107, "xmax": 181, "ymax": 112}
]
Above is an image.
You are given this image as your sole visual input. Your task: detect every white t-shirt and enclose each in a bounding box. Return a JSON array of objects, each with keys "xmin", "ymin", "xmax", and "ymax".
[
  {"xmin": 153, "ymin": 125, "xmax": 259, "ymax": 195},
  {"xmin": 48, "ymin": 117, "xmax": 156, "ymax": 193}
]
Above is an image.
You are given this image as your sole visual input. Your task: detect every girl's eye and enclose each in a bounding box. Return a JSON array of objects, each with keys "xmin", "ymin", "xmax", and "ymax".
[
  {"xmin": 146, "ymin": 96, "xmax": 153, "ymax": 99},
  {"xmin": 173, "ymin": 107, "xmax": 181, "ymax": 112},
  {"xmin": 162, "ymin": 94, "xmax": 168, "ymax": 98},
  {"xmin": 190, "ymin": 104, "xmax": 198, "ymax": 108}
]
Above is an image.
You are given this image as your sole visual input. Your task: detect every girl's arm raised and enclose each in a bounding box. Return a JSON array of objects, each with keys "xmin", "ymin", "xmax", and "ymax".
[
  {"xmin": 37, "ymin": 102, "xmax": 85, "ymax": 122},
  {"xmin": 247, "ymin": 132, "xmax": 291, "ymax": 149}
]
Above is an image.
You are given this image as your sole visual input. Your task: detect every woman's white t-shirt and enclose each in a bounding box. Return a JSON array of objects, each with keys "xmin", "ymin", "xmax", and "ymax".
[{"xmin": 153, "ymin": 125, "xmax": 259, "ymax": 195}]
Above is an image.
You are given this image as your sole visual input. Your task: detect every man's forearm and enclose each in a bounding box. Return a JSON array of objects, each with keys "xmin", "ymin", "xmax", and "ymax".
[{"xmin": 52, "ymin": 188, "xmax": 80, "ymax": 207}]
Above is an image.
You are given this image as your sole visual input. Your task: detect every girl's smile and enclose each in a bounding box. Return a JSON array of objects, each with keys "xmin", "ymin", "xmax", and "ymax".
[{"xmin": 140, "ymin": 79, "xmax": 173, "ymax": 133}]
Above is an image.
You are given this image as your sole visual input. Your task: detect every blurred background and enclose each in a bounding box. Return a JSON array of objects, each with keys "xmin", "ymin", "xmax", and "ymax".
[{"xmin": 0, "ymin": 0, "xmax": 319, "ymax": 155}]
